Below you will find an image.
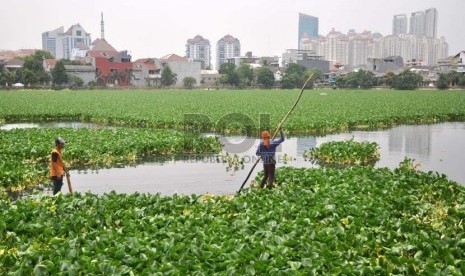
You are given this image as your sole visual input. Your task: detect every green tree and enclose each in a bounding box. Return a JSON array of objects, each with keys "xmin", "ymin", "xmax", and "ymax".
[
  {"xmin": 0, "ymin": 71, "xmax": 16, "ymax": 86},
  {"xmin": 308, "ymin": 68, "xmax": 323, "ymax": 82},
  {"xmin": 256, "ymin": 67, "xmax": 275, "ymax": 88},
  {"xmin": 446, "ymin": 71, "xmax": 461, "ymax": 87},
  {"xmin": 458, "ymin": 75, "xmax": 465, "ymax": 87},
  {"xmin": 20, "ymin": 69, "xmax": 38, "ymax": 86},
  {"xmin": 161, "ymin": 65, "xmax": 177, "ymax": 87},
  {"xmin": 218, "ymin": 63, "xmax": 240, "ymax": 87},
  {"xmin": 436, "ymin": 73, "xmax": 449, "ymax": 89},
  {"xmin": 22, "ymin": 50, "xmax": 53, "ymax": 85},
  {"xmin": 237, "ymin": 63, "xmax": 255, "ymax": 87},
  {"xmin": 382, "ymin": 71, "xmax": 396, "ymax": 86},
  {"xmin": 391, "ymin": 70, "xmax": 423, "ymax": 90},
  {"xmin": 51, "ymin": 61, "xmax": 68, "ymax": 86},
  {"xmin": 69, "ymin": 76, "xmax": 84, "ymax": 88},
  {"xmin": 183, "ymin": 77, "xmax": 197, "ymax": 89},
  {"xmin": 281, "ymin": 63, "xmax": 308, "ymax": 89}
]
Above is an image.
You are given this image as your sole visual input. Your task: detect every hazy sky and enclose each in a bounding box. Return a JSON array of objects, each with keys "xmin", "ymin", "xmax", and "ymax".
[{"xmin": 1, "ymin": 0, "xmax": 464, "ymax": 61}]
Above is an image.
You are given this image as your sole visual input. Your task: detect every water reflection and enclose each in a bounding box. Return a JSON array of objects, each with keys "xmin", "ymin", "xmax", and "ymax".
[
  {"xmin": 0, "ymin": 122, "xmax": 105, "ymax": 130},
  {"xmin": 389, "ymin": 125, "xmax": 431, "ymax": 157},
  {"xmin": 53, "ymin": 122, "xmax": 465, "ymax": 195}
]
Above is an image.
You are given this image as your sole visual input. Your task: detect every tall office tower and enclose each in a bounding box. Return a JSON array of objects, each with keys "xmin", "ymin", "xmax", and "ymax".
[
  {"xmin": 409, "ymin": 11, "xmax": 425, "ymax": 36},
  {"xmin": 186, "ymin": 35, "xmax": 211, "ymax": 69},
  {"xmin": 42, "ymin": 27, "xmax": 64, "ymax": 58},
  {"xmin": 392, "ymin": 14, "xmax": 408, "ymax": 35},
  {"xmin": 424, "ymin": 8, "xmax": 438, "ymax": 38},
  {"xmin": 216, "ymin": 34, "xmax": 240, "ymax": 69},
  {"xmin": 298, "ymin": 13, "xmax": 318, "ymax": 49}
]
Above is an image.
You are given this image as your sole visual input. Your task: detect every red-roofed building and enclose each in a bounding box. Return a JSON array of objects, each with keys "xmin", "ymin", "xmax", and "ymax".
[
  {"xmin": 160, "ymin": 53, "xmax": 186, "ymax": 63},
  {"xmin": 43, "ymin": 59, "xmax": 58, "ymax": 72},
  {"xmin": 86, "ymin": 38, "xmax": 133, "ymax": 86}
]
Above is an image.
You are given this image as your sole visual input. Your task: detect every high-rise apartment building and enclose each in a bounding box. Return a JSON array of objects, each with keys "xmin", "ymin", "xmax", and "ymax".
[
  {"xmin": 186, "ymin": 35, "xmax": 211, "ymax": 69},
  {"xmin": 42, "ymin": 27, "xmax": 64, "ymax": 58},
  {"xmin": 409, "ymin": 8, "xmax": 437, "ymax": 38},
  {"xmin": 409, "ymin": 11, "xmax": 425, "ymax": 36},
  {"xmin": 299, "ymin": 28, "xmax": 448, "ymax": 67},
  {"xmin": 393, "ymin": 14, "xmax": 408, "ymax": 35},
  {"xmin": 216, "ymin": 35, "xmax": 240, "ymax": 69},
  {"xmin": 298, "ymin": 13, "xmax": 318, "ymax": 49},
  {"xmin": 424, "ymin": 8, "xmax": 438, "ymax": 38}
]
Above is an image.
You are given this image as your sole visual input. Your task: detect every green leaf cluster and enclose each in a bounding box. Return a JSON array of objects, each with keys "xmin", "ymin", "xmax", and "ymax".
[
  {"xmin": 0, "ymin": 128, "xmax": 221, "ymax": 191},
  {"xmin": 304, "ymin": 139, "xmax": 380, "ymax": 166},
  {"xmin": 1, "ymin": 90, "xmax": 465, "ymax": 134},
  {"xmin": 2, "ymin": 165, "xmax": 465, "ymax": 274}
]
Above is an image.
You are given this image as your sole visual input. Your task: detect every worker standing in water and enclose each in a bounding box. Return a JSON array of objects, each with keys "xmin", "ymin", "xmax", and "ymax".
[
  {"xmin": 255, "ymin": 128, "xmax": 285, "ymax": 189},
  {"xmin": 50, "ymin": 137, "xmax": 69, "ymax": 195}
]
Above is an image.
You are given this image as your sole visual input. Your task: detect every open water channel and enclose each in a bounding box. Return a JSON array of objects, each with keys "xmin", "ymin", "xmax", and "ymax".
[{"xmin": 2, "ymin": 122, "xmax": 464, "ymax": 195}]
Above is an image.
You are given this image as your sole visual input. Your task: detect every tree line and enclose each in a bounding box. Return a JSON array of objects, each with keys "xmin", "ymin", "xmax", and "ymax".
[
  {"xmin": 0, "ymin": 51, "xmax": 88, "ymax": 89},
  {"xmin": 2, "ymin": 51, "xmax": 464, "ymax": 90}
]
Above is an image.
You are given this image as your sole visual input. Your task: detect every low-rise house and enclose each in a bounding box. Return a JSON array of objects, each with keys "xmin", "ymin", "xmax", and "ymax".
[
  {"xmin": 160, "ymin": 54, "xmax": 201, "ymax": 88},
  {"xmin": 133, "ymin": 58, "xmax": 161, "ymax": 87},
  {"xmin": 367, "ymin": 56, "xmax": 404, "ymax": 74},
  {"xmin": 43, "ymin": 59, "xmax": 96, "ymax": 85},
  {"xmin": 65, "ymin": 65, "xmax": 95, "ymax": 84},
  {"xmin": 4, "ymin": 58, "xmax": 25, "ymax": 72},
  {"xmin": 437, "ymin": 51, "xmax": 465, "ymax": 74},
  {"xmin": 200, "ymin": 70, "xmax": 220, "ymax": 87}
]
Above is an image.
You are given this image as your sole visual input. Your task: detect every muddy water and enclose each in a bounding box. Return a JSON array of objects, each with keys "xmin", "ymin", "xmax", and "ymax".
[{"xmin": 56, "ymin": 122, "xmax": 465, "ymax": 196}]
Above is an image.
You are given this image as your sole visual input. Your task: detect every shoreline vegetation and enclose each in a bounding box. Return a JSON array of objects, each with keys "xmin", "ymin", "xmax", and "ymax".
[{"xmin": 1, "ymin": 89, "xmax": 465, "ymax": 273}]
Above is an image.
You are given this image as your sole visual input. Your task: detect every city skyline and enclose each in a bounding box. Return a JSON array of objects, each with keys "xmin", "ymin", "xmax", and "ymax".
[{"xmin": 1, "ymin": 0, "xmax": 464, "ymax": 61}]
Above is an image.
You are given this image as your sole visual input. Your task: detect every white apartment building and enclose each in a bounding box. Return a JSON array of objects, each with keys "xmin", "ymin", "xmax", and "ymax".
[
  {"xmin": 42, "ymin": 24, "xmax": 92, "ymax": 60},
  {"xmin": 300, "ymin": 29, "xmax": 448, "ymax": 68},
  {"xmin": 424, "ymin": 8, "xmax": 438, "ymax": 38},
  {"xmin": 393, "ymin": 14, "xmax": 408, "ymax": 35},
  {"xmin": 186, "ymin": 35, "xmax": 211, "ymax": 69},
  {"xmin": 409, "ymin": 8, "xmax": 437, "ymax": 38},
  {"xmin": 216, "ymin": 35, "xmax": 240, "ymax": 69},
  {"xmin": 42, "ymin": 27, "xmax": 64, "ymax": 58},
  {"xmin": 409, "ymin": 11, "xmax": 425, "ymax": 36}
]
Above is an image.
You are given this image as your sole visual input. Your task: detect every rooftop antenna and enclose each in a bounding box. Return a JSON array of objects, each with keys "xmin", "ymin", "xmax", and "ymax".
[{"xmin": 100, "ymin": 12, "xmax": 105, "ymax": 39}]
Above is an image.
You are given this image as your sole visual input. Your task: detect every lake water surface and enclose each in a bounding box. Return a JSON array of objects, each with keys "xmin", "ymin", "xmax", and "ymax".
[{"xmin": 61, "ymin": 122, "xmax": 465, "ymax": 195}]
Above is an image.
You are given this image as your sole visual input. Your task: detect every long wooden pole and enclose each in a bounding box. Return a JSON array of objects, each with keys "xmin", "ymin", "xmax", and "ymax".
[
  {"xmin": 66, "ymin": 173, "xmax": 74, "ymax": 196},
  {"xmin": 237, "ymin": 73, "xmax": 315, "ymax": 194}
]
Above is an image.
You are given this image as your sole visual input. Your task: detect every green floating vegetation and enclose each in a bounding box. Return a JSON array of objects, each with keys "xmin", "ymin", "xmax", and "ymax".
[
  {"xmin": 304, "ymin": 139, "xmax": 380, "ymax": 166},
  {"xmin": 1, "ymin": 161, "xmax": 465, "ymax": 274},
  {"xmin": 0, "ymin": 128, "xmax": 221, "ymax": 191},
  {"xmin": 1, "ymin": 90, "xmax": 465, "ymax": 133}
]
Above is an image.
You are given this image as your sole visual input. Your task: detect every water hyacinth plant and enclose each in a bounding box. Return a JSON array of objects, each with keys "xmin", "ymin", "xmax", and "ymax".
[
  {"xmin": 304, "ymin": 139, "xmax": 380, "ymax": 166},
  {"xmin": 1, "ymin": 164, "xmax": 465, "ymax": 274},
  {"xmin": 0, "ymin": 128, "xmax": 222, "ymax": 191}
]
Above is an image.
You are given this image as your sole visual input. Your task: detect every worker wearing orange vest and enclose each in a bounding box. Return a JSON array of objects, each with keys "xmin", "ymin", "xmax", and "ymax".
[{"xmin": 50, "ymin": 137, "xmax": 69, "ymax": 195}]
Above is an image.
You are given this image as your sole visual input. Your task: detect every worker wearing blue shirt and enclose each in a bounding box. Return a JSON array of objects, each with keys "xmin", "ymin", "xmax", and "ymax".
[{"xmin": 255, "ymin": 128, "xmax": 285, "ymax": 189}]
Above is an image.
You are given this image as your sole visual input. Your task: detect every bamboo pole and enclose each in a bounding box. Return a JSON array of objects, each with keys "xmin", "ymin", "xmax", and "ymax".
[{"xmin": 66, "ymin": 173, "xmax": 74, "ymax": 196}]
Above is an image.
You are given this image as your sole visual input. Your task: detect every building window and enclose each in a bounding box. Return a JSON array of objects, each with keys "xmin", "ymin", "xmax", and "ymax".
[{"xmin": 76, "ymin": 31, "xmax": 82, "ymax": 36}]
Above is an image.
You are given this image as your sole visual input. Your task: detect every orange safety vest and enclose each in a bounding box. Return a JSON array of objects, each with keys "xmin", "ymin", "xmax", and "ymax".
[{"xmin": 50, "ymin": 148, "xmax": 65, "ymax": 177}]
